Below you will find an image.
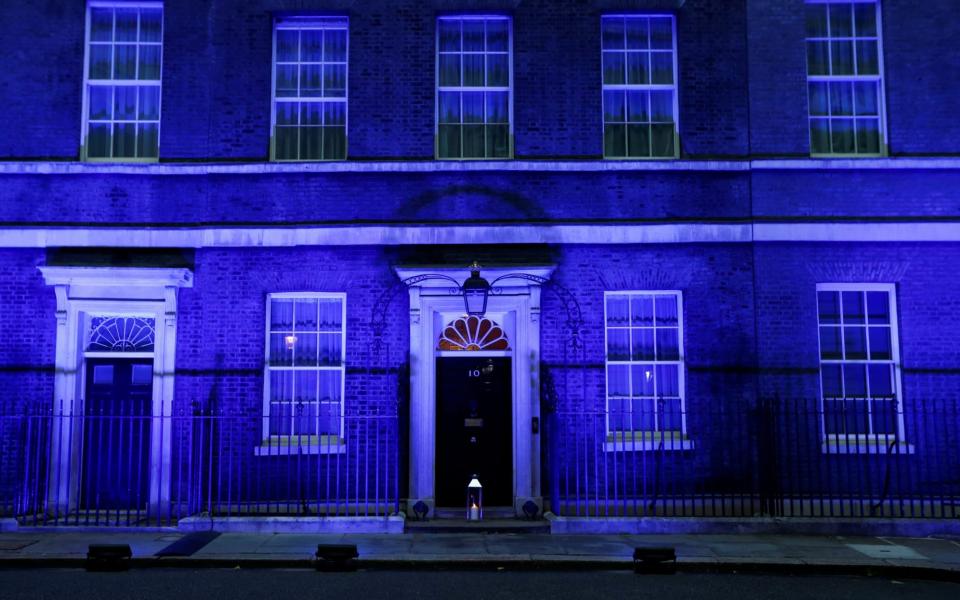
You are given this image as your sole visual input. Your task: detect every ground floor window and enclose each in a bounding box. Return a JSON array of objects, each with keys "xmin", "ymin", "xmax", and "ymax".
[
  {"xmin": 263, "ymin": 293, "xmax": 346, "ymax": 449},
  {"xmin": 604, "ymin": 291, "xmax": 685, "ymax": 442},
  {"xmin": 816, "ymin": 283, "xmax": 904, "ymax": 446}
]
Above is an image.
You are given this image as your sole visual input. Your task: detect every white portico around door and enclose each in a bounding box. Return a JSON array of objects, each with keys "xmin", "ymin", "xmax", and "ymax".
[{"xmin": 395, "ymin": 265, "xmax": 554, "ymax": 517}]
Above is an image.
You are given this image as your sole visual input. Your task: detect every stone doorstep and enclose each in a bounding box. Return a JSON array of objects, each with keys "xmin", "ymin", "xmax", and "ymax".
[{"xmin": 176, "ymin": 515, "xmax": 406, "ymax": 535}]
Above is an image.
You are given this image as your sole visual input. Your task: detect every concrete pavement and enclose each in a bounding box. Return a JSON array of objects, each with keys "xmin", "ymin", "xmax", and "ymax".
[{"xmin": 1, "ymin": 528, "xmax": 959, "ymax": 579}]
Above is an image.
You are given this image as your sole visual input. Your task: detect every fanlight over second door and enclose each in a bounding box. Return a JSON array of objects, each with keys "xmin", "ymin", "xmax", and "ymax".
[{"xmin": 438, "ymin": 316, "xmax": 510, "ymax": 351}]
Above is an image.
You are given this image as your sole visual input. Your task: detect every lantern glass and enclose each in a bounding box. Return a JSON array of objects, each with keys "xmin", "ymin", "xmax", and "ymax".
[
  {"xmin": 463, "ymin": 289, "xmax": 487, "ymax": 316},
  {"xmin": 466, "ymin": 476, "xmax": 483, "ymax": 521}
]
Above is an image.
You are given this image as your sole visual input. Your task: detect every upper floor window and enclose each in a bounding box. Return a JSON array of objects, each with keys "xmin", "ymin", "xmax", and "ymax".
[
  {"xmin": 436, "ymin": 16, "xmax": 512, "ymax": 159},
  {"xmin": 272, "ymin": 17, "xmax": 348, "ymax": 161},
  {"xmin": 817, "ymin": 284, "xmax": 904, "ymax": 449},
  {"xmin": 262, "ymin": 293, "xmax": 346, "ymax": 452},
  {"xmin": 82, "ymin": 1, "xmax": 163, "ymax": 161},
  {"xmin": 602, "ymin": 15, "xmax": 678, "ymax": 159},
  {"xmin": 605, "ymin": 291, "xmax": 689, "ymax": 448},
  {"xmin": 805, "ymin": 1, "xmax": 886, "ymax": 156}
]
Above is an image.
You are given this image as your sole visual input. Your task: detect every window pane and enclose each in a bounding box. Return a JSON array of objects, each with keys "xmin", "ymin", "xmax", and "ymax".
[
  {"xmin": 462, "ymin": 92, "xmax": 483, "ymax": 123},
  {"xmin": 486, "ymin": 20, "xmax": 509, "ymax": 52},
  {"xmin": 140, "ymin": 9, "xmax": 162, "ymax": 42},
  {"xmin": 808, "ymin": 82, "xmax": 828, "ymax": 116},
  {"xmin": 856, "ymin": 40, "xmax": 879, "ymax": 75},
  {"xmin": 632, "ymin": 328, "xmax": 654, "ymax": 361},
  {"xmin": 631, "ymin": 365, "xmax": 654, "ymax": 397},
  {"xmin": 439, "ymin": 54, "xmax": 460, "ymax": 86},
  {"xmin": 650, "ymin": 124, "xmax": 675, "ymax": 157},
  {"xmin": 625, "ymin": 18, "xmax": 648, "ymax": 50},
  {"xmin": 323, "ymin": 126, "xmax": 346, "ymax": 159},
  {"xmin": 872, "ymin": 400, "xmax": 896, "ymax": 434},
  {"xmin": 112, "ymin": 122, "xmax": 136, "ymax": 157},
  {"xmin": 818, "ymin": 291, "xmax": 840, "ymax": 323},
  {"xmin": 439, "ymin": 91, "xmax": 461, "ymax": 123},
  {"xmin": 300, "ymin": 65, "xmax": 322, "ymax": 97},
  {"xmin": 655, "ymin": 295, "xmax": 678, "ymax": 325},
  {"xmin": 627, "ymin": 124, "xmax": 650, "ymax": 158},
  {"xmin": 318, "ymin": 402, "xmax": 340, "ymax": 435},
  {"xmin": 299, "ymin": 126, "xmax": 321, "ymax": 159},
  {"xmin": 89, "ymin": 86, "xmax": 112, "ymax": 120},
  {"xmin": 607, "ymin": 328, "xmax": 629, "ymax": 361},
  {"xmin": 606, "ymin": 295, "xmax": 628, "ymax": 325},
  {"xmin": 844, "ymin": 399, "xmax": 869, "ymax": 434},
  {"xmin": 602, "ymin": 18, "xmax": 624, "ymax": 50},
  {"xmin": 631, "ymin": 296, "xmax": 653, "ymax": 326},
  {"xmin": 649, "ymin": 17, "xmax": 672, "ymax": 49},
  {"xmin": 115, "ymin": 9, "xmax": 137, "ymax": 42},
  {"xmin": 650, "ymin": 90, "xmax": 673, "ymax": 122},
  {"xmin": 294, "ymin": 370, "xmax": 318, "ymax": 405},
  {"xmin": 626, "ymin": 90, "xmax": 649, "ymax": 123},
  {"xmin": 138, "ymin": 86, "xmax": 160, "ymax": 120},
  {"xmin": 300, "ymin": 103, "xmax": 321, "ymax": 126},
  {"xmin": 830, "ymin": 81, "xmax": 854, "ymax": 116},
  {"xmin": 843, "ymin": 363, "xmax": 867, "ymax": 397},
  {"xmin": 324, "ymin": 64, "xmax": 347, "ymax": 98},
  {"xmin": 633, "ymin": 399, "xmax": 657, "ymax": 432},
  {"xmin": 868, "ymin": 327, "xmax": 891, "ymax": 360},
  {"xmin": 90, "ymin": 8, "xmax": 113, "ymax": 42},
  {"xmin": 868, "ymin": 364, "xmax": 893, "ymax": 397},
  {"xmin": 603, "ymin": 90, "xmax": 625, "ymax": 123},
  {"xmin": 866, "ymin": 291, "xmax": 890, "ymax": 323},
  {"xmin": 463, "ymin": 54, "xmax": 484, "ymax": 86},
  {"xmin": 486, "ymin": 91, "xmax": 508, "ymax": 123},
  {"xmin": 655, "ymin": 364, "xmax": 679, "ymax": 397},
  {"xmin": 854, "ymin": 3, "xmax": 878, "ymax": 36},
  {"xmin": 293, "ymin": 333, "xmax": 318, "ymax": 365},
  {"xmin": 89, "ymin": 45, "xmax": 112, "ymax": 79},
  {"xmin": 462, "ymin": 124, "xmax": 484, "ymax": 157},
  {"xmin": 486, "ymin": 53, "xmax": 509, "ymax": 87},
  {"xmin": 114, "ymin": 44, "xmax": 136, "ymax": 79},
  {"xmin": 320, "ymin": 333, "xmax": 344, "ymax": 366},
  {"xmin": 462, "ymin": 20, "xmax": 484, "ymax": 51},
  {"xmin": 275, "ymin": 126, "xmax": 298, "ymax": 159},
  {"xmin": 324, "ymin": 29, "xmax": 347, "ymax": 62},
  {"xmin": 439, "ymin": 20, "xmax": 460, "ymax": 52},
  {"xmin": 604, "ymin": 124, "xmax": 626, "ymax": 157},
  {"xmin": 113, "ymin": 86, "xmax": 136, "ymax": 119},
  {"xmin": 821, "ymin": 364, "xmax": 842, "ymax": 397},
  {"xmin": 856, "ymin": 119, "xmax": 880, "ymax": 154},
  {"xmin": 829, "ymin": 3, "xmax": 853, "ymax": 37},
  {"xmin": 831, "ymin": 118, "xmax": 855, "ymax": 153},
  {"xmin": 275, "ymin": 65, "xmax": 298, "ymax": 97},
  {"xmin": 138, "ymin": 46, "xmax": 161, "ymax": 80},
  {"xmin": 276, "ymin": 102, "xmax": 297, "ymax": 125},
  {"xmin": 655, "ymin": 328, "xmax": 679, "ymax": 361},
  {"xmin": 844, "ymin": 326, "xmax": 867, "ymax": 359},
  {"xmin": 626, "ymin": 52, "xmax": 649, "ymax": 85},
  {"xmin": 660, "ymin": 398, "xmax": 683, "ymax": 431},
  {"xmin": 806, "ymin": 41, "xmax": 829, "ymax": 75},
  {"xmin": 607, "ymin": 365, "xmax": 629, "ymax": 397},
  {"xmin": 323, "ymin": 102, "xmax": 345, "ymax": 126},
  {"xmin": 805, "ymin": 4, "xmax": 828, "ymax": 37},
  {"xmin": 276, "ymin": 30, "xmax": 298, "ymax": 61},
  {"xmin": 87, "ymin": 123, "xmax": 111, "ymax": 158},
  {"xmin": 271, "ymin": 299, "xmax": 294, "ymax": 329},
  {"xmin": 831, "ymin": 41, "xmax": 854, "ymax": 75},
  {"xmin": 270, "ymin": 370, "xmax": 294, "ymax": 403},
  {"xmin": 650, "ymin": 52, "xmax": 673, "ymax": 84},
  {"xmin": 810, "ymin": 119, "xmax": 830, "ymax": 154},
  {"xmin": 853, "ymin": 81, "xmax": 878, "ymax": 116},
  {"xmin": 842, "ymin": 291, "xmax": 865, "ymax": 323},
  {"xmin": 136, "ymin": 123, "xmax": 158, "ymax": 158},
  {"xmin": 602, "ymin": 52, "xmax": 625, "ymax": 85},
  {"xmin": 438, "ymin": 124, "xmax": 460, "ymax": 158},
  {"xmin": 301, "ymin": 30, "xmax": 322, "ymax": 61},
  {"xmin": 819, "ymin": 326, "xmax": 842, "ymax": 359},
  {"xmin": 486, "ymin": 124, "xmax": 509, "ymax": 158}
]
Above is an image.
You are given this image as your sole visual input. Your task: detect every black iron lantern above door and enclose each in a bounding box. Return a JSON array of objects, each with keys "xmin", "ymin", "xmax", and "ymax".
[{"xmin": 461, "ymin": 261, "xmax": 491, "ymax": 316}]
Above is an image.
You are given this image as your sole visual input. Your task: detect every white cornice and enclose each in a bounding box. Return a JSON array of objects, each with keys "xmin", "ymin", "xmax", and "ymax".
[
  {"xmin": 38, "ymin": 266, "xmax": 194, "ymax": 288},
  {"xmin": 2, "ymin": 157, "xmax": 958, "ymax": 176}
]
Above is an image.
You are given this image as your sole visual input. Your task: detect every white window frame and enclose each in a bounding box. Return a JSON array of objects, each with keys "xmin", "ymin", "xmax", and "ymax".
[
  {"xmin": 805, "ymin": 0, "xmax": 888, "ymax": 157},
  {"xmin": 815, "ymin": 283, "xmax": 912, "ymax": 454},
  {"xmin": 435, "ymin": 15, "xmax": 514, "ymax": 160},
  {"xmin": 270, "ymin": 16, "xmax": 349, "ymax": 161},
  {"xmin": 603, "ymin": 290, "xmax": 693, "ymax": 451},
  {"xmin": 601, "ymin": 14, "xmax": 680, "ymax": 159},
  {"xmin": 258, "ymin": 292, "xmax": 347, "ymax": 455},
  {"xmin": 81, "ymin": 0, "xmax": 164, "ymax": 162}
]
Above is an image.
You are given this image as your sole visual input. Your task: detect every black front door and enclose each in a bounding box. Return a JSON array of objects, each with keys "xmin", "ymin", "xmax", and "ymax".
[
  {"xmin": 81, "ymin": 358, "xmax": 153, "ymax": 510},
  {"xmin": 435, "ymin": 356, "xmax": 512, "ymax": 507}
]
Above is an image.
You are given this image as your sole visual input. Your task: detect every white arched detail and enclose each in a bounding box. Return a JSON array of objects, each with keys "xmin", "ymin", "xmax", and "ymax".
[
  {"xmin": 395, "ymin": 264, "xmax": 554, "ymax": 517},
  {"xmin": 438, "ymin": 315, "xmax": 510, "ymax": 351}
]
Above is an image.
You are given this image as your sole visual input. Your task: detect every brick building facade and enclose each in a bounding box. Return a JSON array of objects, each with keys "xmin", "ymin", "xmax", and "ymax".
[{"xmin": 0, "ymin": 0, "xmax": 958, "ymax": 527}]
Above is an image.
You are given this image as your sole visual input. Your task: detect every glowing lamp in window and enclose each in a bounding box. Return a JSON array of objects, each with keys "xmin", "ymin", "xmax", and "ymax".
[{"xmin": 466, "ymin": 475, "xmax": 483, "ymax": 521}]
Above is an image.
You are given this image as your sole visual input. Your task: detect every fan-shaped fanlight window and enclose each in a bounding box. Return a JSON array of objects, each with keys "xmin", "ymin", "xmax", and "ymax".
[
  {"xmin": 438, "ymin": 316, "xmax": 510, "ymax": 351},
  {"xmin": 87, "ymin": 316, "xmax": 156, "ymax": 352}
]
